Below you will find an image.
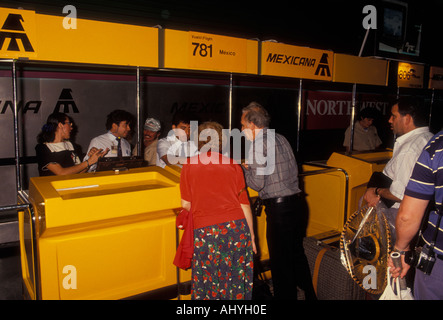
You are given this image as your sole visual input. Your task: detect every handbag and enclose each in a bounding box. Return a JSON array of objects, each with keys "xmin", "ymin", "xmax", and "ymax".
[{"xmin": 379, "ymin": 267, "xmax": 414, "ymax": 300}]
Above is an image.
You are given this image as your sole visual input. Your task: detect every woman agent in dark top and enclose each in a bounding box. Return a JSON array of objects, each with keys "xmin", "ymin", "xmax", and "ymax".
[{"xmin": 35, "ymin": 112, "xmax": 107, "ymax": 176}]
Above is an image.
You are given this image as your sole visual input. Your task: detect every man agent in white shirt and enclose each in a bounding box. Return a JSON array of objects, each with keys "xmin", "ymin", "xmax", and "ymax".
[
  {"xmin": 156, "ymin": 112, "xmax": 198, "ymax": 168},
  {"xmin": 84, "ymin": 109, "xmax": 134, "ymax": 171},
  {"xmin": 364, "ymin": 97, "xmax": 433, "ymax": 210}
]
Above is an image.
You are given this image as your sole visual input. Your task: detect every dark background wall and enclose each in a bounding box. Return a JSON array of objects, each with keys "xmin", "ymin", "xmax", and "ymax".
[{"xmin": 2, "ymin": 0, "xmax": 441, "ymax": 66}]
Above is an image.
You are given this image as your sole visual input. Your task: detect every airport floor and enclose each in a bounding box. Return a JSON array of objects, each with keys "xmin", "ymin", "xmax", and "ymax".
[{"xmin": 0, "ymin": 244, "xmax": 23, "ymax": 300}]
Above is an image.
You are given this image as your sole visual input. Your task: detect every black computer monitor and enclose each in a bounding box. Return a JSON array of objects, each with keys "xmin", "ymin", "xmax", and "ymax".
[
  {"xmin": 95, "ymin": 156, "xmax": 146, "ymax": 172},
  {"xmin": 380, "ymin": 1, "xmax": 407, "ymax": 50}
]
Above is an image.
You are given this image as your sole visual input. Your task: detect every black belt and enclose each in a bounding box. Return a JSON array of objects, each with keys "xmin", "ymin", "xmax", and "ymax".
[{"xmin": 263, "ymin": 193, "xmax": 302, "ymax": 207}]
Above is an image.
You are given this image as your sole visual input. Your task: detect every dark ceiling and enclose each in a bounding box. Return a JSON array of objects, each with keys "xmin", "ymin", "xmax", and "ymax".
[{"xmin": 2, "ymin": 0, "xmax": 442, "ymax": 65}]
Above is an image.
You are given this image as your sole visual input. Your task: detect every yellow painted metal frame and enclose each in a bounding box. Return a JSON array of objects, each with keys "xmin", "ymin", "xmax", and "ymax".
[{"xmin": 18, "ymin": 208, "xmax": 37, "ymax": 300}]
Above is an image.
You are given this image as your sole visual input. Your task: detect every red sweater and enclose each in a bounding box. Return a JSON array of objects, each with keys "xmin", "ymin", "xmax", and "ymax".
[
  {"xmin": 173, "ymin": 208, "xmax": 193, "ymax": 270},
  {"xmin": 180, "ymin": 152, "xmax": 250, "ymax": 229}
]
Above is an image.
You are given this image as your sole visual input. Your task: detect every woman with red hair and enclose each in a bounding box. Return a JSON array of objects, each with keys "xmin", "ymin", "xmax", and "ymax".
[{"xmin": 180, "ymin": 121, "xmax": 256, "ymax": 300}]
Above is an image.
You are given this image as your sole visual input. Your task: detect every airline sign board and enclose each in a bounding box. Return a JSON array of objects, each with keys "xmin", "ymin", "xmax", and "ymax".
[
  {"xmin": 0, "ymin": 8, "xmax": 37, "ymax": 59},
  {"xmin": 0, "ymin": 7, "xmax": 158, "ymax": 67},
  {"xmin": 163, "ymin": 29, "xmax": 258, "ymax": 74},
  {"xmin": 429, "ymin": 66, "xmax": 443, "ymax": 90},
  {"xmin": 397, "ymin": 62, "xmax": 424, "ymax": 88},
  {"xmin": 260, "ymin": 41, "xmax": 333, "ymax": 81},
  {"xmin": 333, "ymin": 54, "xmax": 388, "ymax": 86}
]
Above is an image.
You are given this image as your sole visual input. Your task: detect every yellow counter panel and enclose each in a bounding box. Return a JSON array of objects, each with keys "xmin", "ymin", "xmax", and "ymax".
[
  {"xmin": 327, "ymin": 151, "xmax": 392, "ymax": 220},
  {"xmin": 301, "ymin": 150, "xmax": 392, "ymax": 240},
  {"xmin": 25, "ymin": 167, "xmax": 181, "ymax": 300},
  {"xmin": 23, "ymin": 165, "xmax": 270, "ymax": 300},
  {"xmin": 301, "ymin": 164, "xmax": 348, "ymax": 237}
]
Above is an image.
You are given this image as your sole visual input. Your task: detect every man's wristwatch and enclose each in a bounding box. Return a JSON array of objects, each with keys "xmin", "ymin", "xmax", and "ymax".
[
  {"xmin": 394, "ymin": 247, "xmax": 414, "ymax": 262},
  {"xmin": 394, "ymin": 247, "xmax": 408, "ymax": 255}
]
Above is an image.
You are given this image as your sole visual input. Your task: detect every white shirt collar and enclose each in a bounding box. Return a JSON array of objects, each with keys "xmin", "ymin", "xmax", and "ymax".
[
  {"xmin": 395, "ymin": 127, "xmax": 429, "ymax": 146},
  {"xmin": 106, "ymin": 131, "xmax": 119, "ymax": 140}
]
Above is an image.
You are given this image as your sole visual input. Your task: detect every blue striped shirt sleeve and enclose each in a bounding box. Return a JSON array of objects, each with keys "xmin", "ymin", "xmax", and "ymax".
[{"xmin": 404, "ymin": 132, "xmax": 442, "ymax": 201}]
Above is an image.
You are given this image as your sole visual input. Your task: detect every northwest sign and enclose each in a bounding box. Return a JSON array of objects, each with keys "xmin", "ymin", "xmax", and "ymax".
[{"xmin": 303, "ymin": 90, "xmax": 392, "ymax": 130}]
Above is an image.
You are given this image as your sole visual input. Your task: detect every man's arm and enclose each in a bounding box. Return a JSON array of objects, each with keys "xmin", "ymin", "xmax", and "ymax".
[
  {"xmin": 395, "ymin": 195, "xmax": 429, "ymax": 252},
  {"xmin": 83, "ymin": 137, "xmax": 109, "ymax": 160},
  {"xmin": 389, "ymin": 195, "xmax": 429, "ymax": 279},
  {"xmin": 363, "ymin": 187, "xmax": 402, "ymax": 207},
  {"xmin": 157, "ymin": 139, "xmax": 187, "ymax": 166},
  {"xmin": 377, "ymin": 187, "xmax": 402, "ymax": 203},
  {"xmin": 160, "ymin": 154, "xmax": 172, "ymax": 166},
  {"xmin": 242, "ymin": 164, "xmax": 265, "ymax": 192},
  {"xmin": 242, "ymin": 138, "xmax": 267, "ymax": 192}
]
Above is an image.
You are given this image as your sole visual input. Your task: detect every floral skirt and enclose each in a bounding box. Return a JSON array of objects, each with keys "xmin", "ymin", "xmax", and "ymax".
[{"xmin": 191, "ymin": 219, "xmax": 254, "ymax": 300}]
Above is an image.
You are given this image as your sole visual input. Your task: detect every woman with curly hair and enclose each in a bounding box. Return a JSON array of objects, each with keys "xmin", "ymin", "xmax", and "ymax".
[{"xmin": 35, "ymin": 112, "xmax": 107, "ymax": 176}]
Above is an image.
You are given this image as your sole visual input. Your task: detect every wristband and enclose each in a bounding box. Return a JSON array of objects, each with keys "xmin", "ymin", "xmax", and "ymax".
[{"xmin": 85, "ymin": 159, "xmax": 90, "ymax": 170}]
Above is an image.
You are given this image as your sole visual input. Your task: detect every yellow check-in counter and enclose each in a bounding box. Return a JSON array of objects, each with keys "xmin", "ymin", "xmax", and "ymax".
[
  {"xmin": 20, "ymin": 165, "xmax": 271, "ymax": 300},
  {"xmin": 19, "ymin": 150, "xmax": 389, "ymax": 299},
  {"xmin": 20, "ymin": 166, "xmax": 182, "ymax": 300},
  {"xmin": 301, "ymin": 150, "xmax": 392, "ymax": 241}
]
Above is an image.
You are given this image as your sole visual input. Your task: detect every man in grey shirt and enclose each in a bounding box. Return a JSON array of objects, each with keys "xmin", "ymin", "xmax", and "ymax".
[{"xmin": 241, "ymin": 102, "xmax": 316, "ymax": 300}]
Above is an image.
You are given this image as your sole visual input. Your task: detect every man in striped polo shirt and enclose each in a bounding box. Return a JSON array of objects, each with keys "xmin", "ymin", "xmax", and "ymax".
[{"xmin": 389, "ymin": 130, "xmax": 443, "ymax": 299}]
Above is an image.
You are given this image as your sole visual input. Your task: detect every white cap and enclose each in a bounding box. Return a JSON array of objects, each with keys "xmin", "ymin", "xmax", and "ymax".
[{"xmin": 144, "ymin": 118, "xmax": 161, "ymax": 132}]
